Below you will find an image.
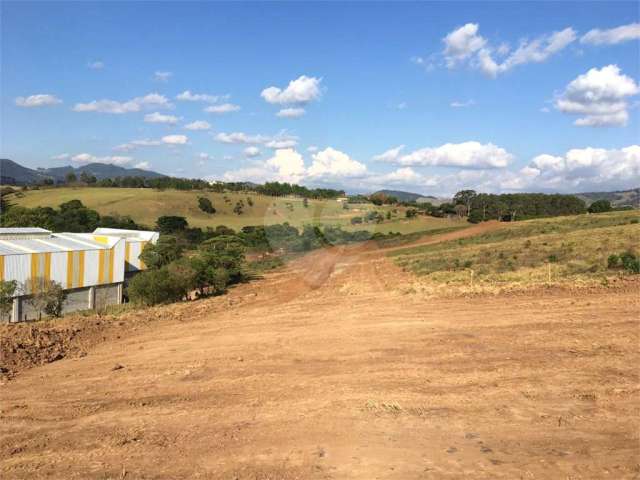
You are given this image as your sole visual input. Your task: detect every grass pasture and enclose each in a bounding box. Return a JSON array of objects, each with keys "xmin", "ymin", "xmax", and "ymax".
[
  {"xmin": 390, "ymin": 210, "xmax": 640, "ymax": 287},
  {"xmin": 8, "ymin": 186, "xmax": 461, "ymax": 234}
]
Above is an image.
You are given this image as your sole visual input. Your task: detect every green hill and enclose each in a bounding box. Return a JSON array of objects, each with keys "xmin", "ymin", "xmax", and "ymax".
[{"xmin": 7, "ymin": 187, "xmax": 461, "ymax": 234}]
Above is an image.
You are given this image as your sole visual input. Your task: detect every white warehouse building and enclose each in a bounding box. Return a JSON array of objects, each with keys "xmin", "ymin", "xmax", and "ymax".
[
  {"xmin": 0, "ymin": 227, "xmax": 158, "ymax": 322},
  {"xmin": 93, "ymin": 228, "xmax": 159, "ymax": 274}
]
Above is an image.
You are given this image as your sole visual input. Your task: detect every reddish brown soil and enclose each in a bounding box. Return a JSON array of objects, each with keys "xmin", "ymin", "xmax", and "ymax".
[{"xmin": 1, "ymin": 226, "xmax": 639, "ymax": 479}]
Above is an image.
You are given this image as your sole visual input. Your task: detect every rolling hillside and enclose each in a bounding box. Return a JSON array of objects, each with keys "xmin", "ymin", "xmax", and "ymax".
[
  {"xmin": 372, "ymin": 189, "xmax": 445, "ymax": 205},
  {"xmin": 7, "ymin": 187, "xmax": 462, "ymax": 234}
]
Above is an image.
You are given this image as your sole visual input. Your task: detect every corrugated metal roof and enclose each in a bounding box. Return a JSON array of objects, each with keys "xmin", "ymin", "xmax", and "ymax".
[
  {"xmin": 0, "ymin": 233, "xmax": 117, "ymax": 255},
  {"xmin": 93, "ymin": 228, "xmax": 159, "ymax": 241},
  {"xmin": 0, "ymin": 227, "xmax": 51, "ymax": 234}
]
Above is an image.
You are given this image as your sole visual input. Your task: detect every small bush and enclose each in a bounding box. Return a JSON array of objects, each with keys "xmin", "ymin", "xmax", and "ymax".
[
  {"xmin": 198, "ymin": 197, "xmax": 216, "ymax": 214},
  {"xmin": 607, "ymin": 250, "xmax": 640, "ymax": 274},
  {"xmin": 127, "ymin": 268, "xmax": 186, "ymax": 306},
  {"xmin": 607, "ymin": 254, "xmax": 620, "ymax": 269},
  {"xmin": 620, "ymin": 251, "xmax": 640, "ymax": 273}
]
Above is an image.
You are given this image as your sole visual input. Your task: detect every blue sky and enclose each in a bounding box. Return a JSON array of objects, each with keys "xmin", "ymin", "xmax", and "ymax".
[{"xmin": 2, "ymin": 1, "xmax": 639, "ymax": 195}]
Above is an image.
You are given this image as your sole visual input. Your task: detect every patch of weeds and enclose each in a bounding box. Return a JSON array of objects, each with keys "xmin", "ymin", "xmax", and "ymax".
[{"xmin": 608, "ymin": 250, "xmax": 640, "ymax": 274}]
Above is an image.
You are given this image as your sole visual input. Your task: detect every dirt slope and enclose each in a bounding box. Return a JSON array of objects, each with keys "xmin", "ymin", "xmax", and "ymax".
[{"xmin": 1, "ymin": 229, "xmax": 639, "ymax": 479}]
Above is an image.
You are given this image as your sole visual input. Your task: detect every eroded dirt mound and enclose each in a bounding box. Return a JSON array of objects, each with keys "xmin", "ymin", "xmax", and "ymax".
[{"xmin": 1, "ymin": 316, "xmax": 119, "ymax": 379}]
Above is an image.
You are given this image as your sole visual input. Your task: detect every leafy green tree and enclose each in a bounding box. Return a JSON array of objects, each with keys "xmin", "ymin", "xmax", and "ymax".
[
  {"xmin": 156, "ymin": 215, "xmax": 188, "ymax": 234},
  {"xmin": 65, "ymin": 172, "xmax": 77, "ymax": 184},
  {"xmin": 0, "ymin": 280, "xmax": 18, "ymax": 322},
  {"xmin": 405, "ymin": 208, "xmax": 418, "ymax": 218},
  {"xmin": 56, "ymin": 200, "xmax": 100, "ymax": 231},
  {"xmin": 198, "ymin": 235, "xmax": 245, "ymax": 282},
  {"xmin": 588, "ymin": 199, "xmax": 612, "ymax": 213},
  {"xmin": 127, "ymin": 268, "xmax": 186, "ymax": 305},
  {"xmin": 26, "ymin": 278, "xmax": 67, "ymax": 319},
  {"xmin": 198, "ymin": 196, "xmax": 216, "ymax": 214},
  {"xmin": 80, "ymin": 171, "xmax": 97, "ymax": 184},
  {"xmin": 139, "ymin": 236, "xmax": 183, "ymax": 269},
  {"xmin": 453, "ymin": 190, "xmax": 477, "ymax": 214},
  {"xmin": 166, "ymin": 259, "xmax": 197, "ymax": 299}
]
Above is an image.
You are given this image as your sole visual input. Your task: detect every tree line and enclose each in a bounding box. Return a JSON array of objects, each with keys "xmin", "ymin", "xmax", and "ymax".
[
  {"xmin": 0, "ymin": 199, "xmax": 144, "ymax": 232},
  {"xmin": 32, "ymin": 174, "xmax": 346, "ymax": 199}
]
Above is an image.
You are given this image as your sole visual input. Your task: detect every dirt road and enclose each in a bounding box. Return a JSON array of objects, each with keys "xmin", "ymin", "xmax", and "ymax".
[{"xmin": 1, "ymin": 229, "xmax": 639, "ymax": 479}]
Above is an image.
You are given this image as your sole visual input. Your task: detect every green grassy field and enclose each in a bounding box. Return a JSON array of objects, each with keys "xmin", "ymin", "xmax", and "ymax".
[
  {"xmin": 390, "ymin": 210, "xmax": 640, "ymax": 287},
  {"xmin": 8, "ymin": 187, "xmax": 462, "ymax": 234}
]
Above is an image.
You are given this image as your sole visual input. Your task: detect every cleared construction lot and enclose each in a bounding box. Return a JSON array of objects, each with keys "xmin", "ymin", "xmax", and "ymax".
[{"xmin": 1, "ymin": 231, "xmax": 639, "ymax": 479}]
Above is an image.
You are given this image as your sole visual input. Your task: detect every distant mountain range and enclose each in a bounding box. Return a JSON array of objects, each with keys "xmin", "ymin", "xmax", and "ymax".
[
  {"xmin": 372, "ymin": 189, "xmax": 448, "ymax": 205},
  {"xmin": 576, "ymin": 188, "xmax": 640, "ymax": 208},
  {"xmin": 0, "ymin": 159, "xmax": 165, "ymax": 185}
]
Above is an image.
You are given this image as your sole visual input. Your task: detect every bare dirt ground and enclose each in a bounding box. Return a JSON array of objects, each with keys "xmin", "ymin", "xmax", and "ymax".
[{"xmin": 1, "ymin": 224, "xmax": 639, "ymax": 479}]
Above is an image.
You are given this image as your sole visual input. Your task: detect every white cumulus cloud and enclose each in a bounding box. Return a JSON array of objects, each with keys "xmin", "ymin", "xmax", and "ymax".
[
  {"xmin": 204, "ymin": 103, "xmax": 241, "ymax": 114},
  {"xmin": 554, "ymin": 65, "xmax": 639, "ymax": 127},
  {"xmin": 15, "ymin": 94, "xmax": 62, "ymax": 108},
  {"xmin": 581, "ymin": 23, "xmax": 640, "ymax": 45},
  {"xmin": 509, "ymin": 145, "xmax": 640, "ymax": 192},
  {"xmin": 440, "ymin": 24, "xmax": 576, "ymax": 77},
  {"xmin": 113, "ymin": 139, "xmax": 163, "ymax": 152},
  {"xmin": 215, "ymin": 132, "xmax": 269, "ymax": 144},
  {"xmin": 276, "ymin": 107, "xmax": 306, "ymax": 118},
  {"xmin": 162, "ymin": 134, "xmax": 188, "ymax": 145},
  {"xmin": 386, "ymin": 141, "xmax": 513, "ymax": 169},
  {"xmin": 265, "ymin": 138, "xmax": 298, "ymax": 149},
  {"xmin": 372, "ymin": 145, "xmax": 405, "ymax": 162},
  {"xmin": 153, "ymin": 71, "xmax": 172, "ymax": 82},
  {"xmin": 144, "ymin": 112, "xmax": 180, "ymax": 124},
  {"xmin": 134, "ymin": 161, "xmax": 151, "ymax": 170},
  {"xmin": 261, "ymin": 75, "xmax": 322, "ymax": 105},
  {"xmin": 244, "ymin": 146, "xmax": 261, "ymax": 158},
  {"xmin": 450, "ymin": 100, "xmax": 476, "ymax": 108},
  {"xmin": 176, "ymin": 90, "xmax": 228, "ymax": 103},
  {"xmin": 307, "ymin": 147, "xmax": 367, "ymax": 178},
  {"xmin": 51, "ymin": 153, "xmax": 70, "ymax": 161},
  {"xmin": 73, "ymin": 93, "xmax": 172, "ymax": 114},
  {"xmin": 443, "ymin": 23, "xmax": 487, "ymax": 67},
  {"xmin": 184, "ymin": 120, "xmax": 211, "ymax": 131},
  {"xmin": 223, "ymin": 148, "xmax": 306, "ymax": 184}
]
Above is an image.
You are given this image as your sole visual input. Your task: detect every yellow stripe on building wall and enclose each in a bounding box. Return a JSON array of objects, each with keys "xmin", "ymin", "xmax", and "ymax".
[
  {"xmin": 108, "ymin": 249, "xmax": 114, "ymax": 283},
  {"xmin": 98, "ymin": 249, "xmax": 105, "ymax": 284},
  {"xmin": 93, "ymin": 236, "xmax": 110, "ymax": 245},
  {"xmin": 30, "ymin": 253, "xmax": 38, "ymax": 293},
  {"xmin": 0, "ymin": 255, "xmax": 4, "ymax": 281},
  {"xmin": 139, "ymin": 241, "xmax": 147, "ymax": 269},
  {"xmin": 66, "ymin": 251, "xmax": 74, "ymax": 288},
  {"xmin": 44, "ymin": 253, "xmax": 51, "ymax": 282},
  {"xmin": 78, "ymin": 251, "xmax": 85, "ymax": 288},
  {"xmin": 125, "ymin": 242, "xmax": 131, "ymax": 272}
]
